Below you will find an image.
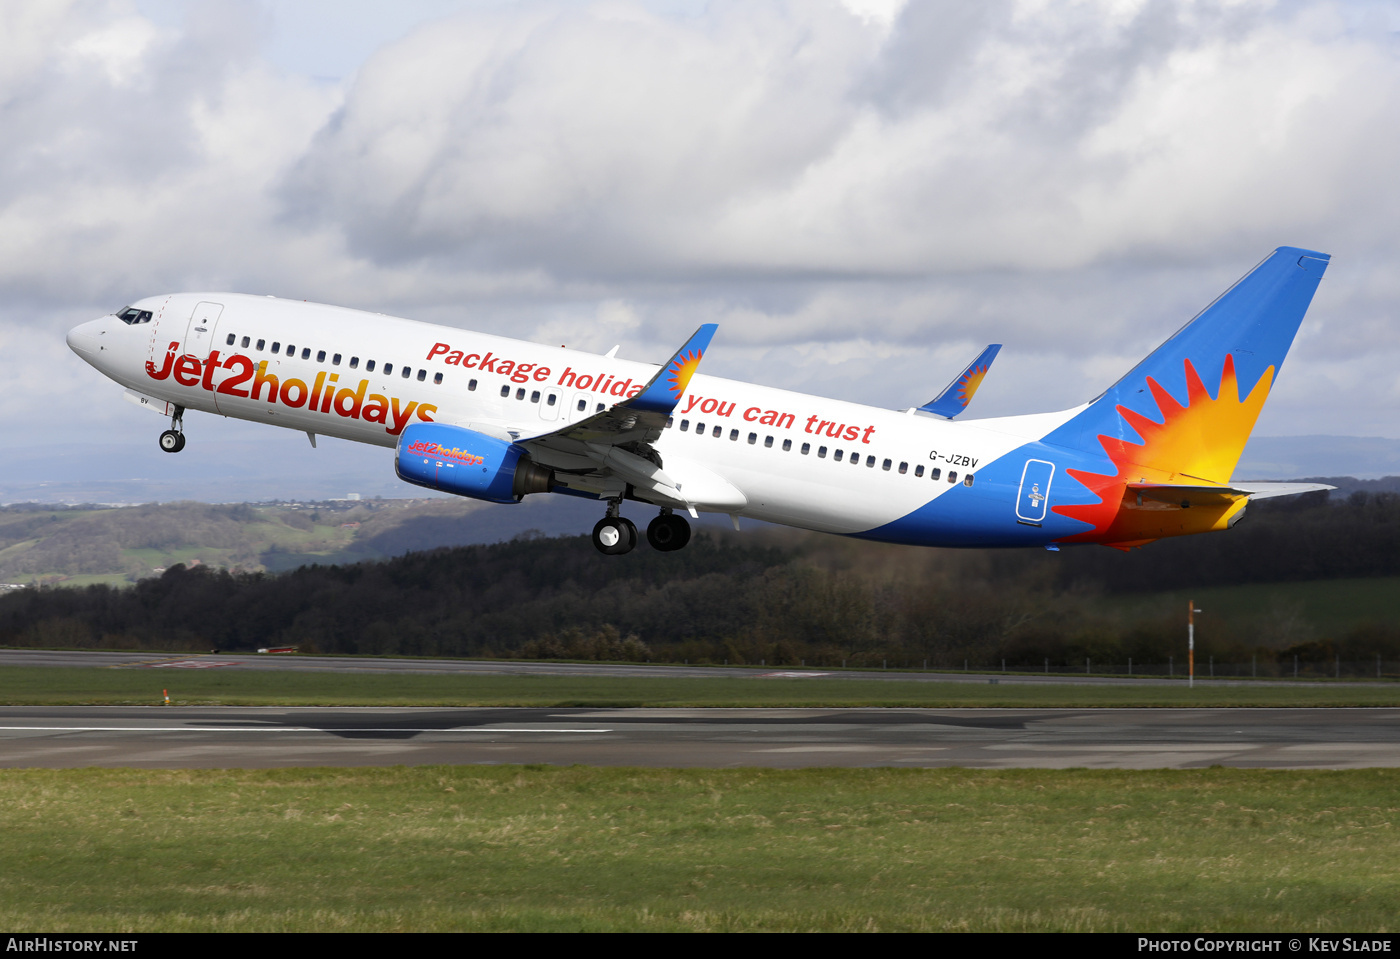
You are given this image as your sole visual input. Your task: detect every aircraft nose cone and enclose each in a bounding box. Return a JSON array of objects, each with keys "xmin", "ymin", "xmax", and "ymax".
[{"xmin": 66, "ymin": 318, "xmax": 105, "ymax": 356}]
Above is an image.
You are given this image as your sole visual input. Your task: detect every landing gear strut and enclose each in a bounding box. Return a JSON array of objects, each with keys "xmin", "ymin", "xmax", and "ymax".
[
  {"xmin": 646, "ymin": 508, "xmax": 691, "ymax": 552},
  {"xmin": 592, "ymin": 500, "xmax": 637, "ymax": 555},
  {"xmin": 159, "ymin": 406, "xmax": 186, "ymax": 453}
]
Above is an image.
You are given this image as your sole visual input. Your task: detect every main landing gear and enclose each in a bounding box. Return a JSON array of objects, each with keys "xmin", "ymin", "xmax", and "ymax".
[
  {"xmin": 591, "ymin": 503, "xmax": 692, "ymax": 556},
  {"xmin": 592, "ymin": 501, "xmax": 637, "ymax": 555},
  {"xmin": 646, "ymin": 508, "xmax": 691, "ymax": 552},
  {"xmin": 159, "ymin": 406, "xmax": 186, "ymax": 453}
]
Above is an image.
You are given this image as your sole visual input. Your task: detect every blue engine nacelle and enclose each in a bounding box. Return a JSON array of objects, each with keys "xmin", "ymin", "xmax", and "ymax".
[{"xmin": 395, "ymin": 423, "xmax": 554, "ymax": 504}]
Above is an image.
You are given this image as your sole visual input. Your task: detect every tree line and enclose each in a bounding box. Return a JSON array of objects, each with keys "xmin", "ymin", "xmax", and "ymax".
[{"xmin": 2, "ymin": 492, "xmax": 1399, "ymax": 669}]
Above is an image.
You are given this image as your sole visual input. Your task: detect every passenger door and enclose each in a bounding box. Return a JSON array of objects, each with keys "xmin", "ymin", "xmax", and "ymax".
[{"xmin": 182, "ymin": 301, "xmax": 223, "ymax": 356}]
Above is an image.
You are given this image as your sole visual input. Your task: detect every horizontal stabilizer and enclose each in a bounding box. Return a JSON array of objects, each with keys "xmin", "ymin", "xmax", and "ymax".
[
  {"xmin": 1127, "ymin": 481, "xmax": 1333, "ymax": 506},
  {"xmin": 1227, "ymin": 481, "xmax": 1335, "ymax": 500},
  {"xmin": 919, "ymin": 344, "xmax": 1001, "ymax": 418}
]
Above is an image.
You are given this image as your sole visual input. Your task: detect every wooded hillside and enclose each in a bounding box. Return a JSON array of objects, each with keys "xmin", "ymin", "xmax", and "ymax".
[{"xmin": 4, "ymin": 491, "xmax": 1399, "ymax": 671}]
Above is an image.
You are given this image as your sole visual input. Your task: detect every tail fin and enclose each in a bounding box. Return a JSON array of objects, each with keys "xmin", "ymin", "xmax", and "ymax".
[{"xmin": 1044, "ymin": 247, "xmax": 1330, "ymax": 485}]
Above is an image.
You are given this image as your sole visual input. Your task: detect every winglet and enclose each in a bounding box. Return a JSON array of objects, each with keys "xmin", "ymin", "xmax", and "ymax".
[
  {"xmin": 919, "ymin": 344, "xmax": 1001, "ymax": 418},
  {"xmin": 624, "ymin": 324, "xmax": 718, "ymax": 415}
]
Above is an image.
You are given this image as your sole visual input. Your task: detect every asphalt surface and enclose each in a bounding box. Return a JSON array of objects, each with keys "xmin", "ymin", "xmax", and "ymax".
[
  {"xmin": 0, "ymin": 648, "xmax": 1369, "ymax": 687},
  {"xmin": 1, "ymin": 706, "xmax": 1396, "ymax": 769}
]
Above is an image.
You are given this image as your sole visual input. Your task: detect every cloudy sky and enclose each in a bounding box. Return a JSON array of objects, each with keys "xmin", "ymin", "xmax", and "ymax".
[{"xmin": 5, "ymin": 0, "xmax": 1400, "ymax": 496}]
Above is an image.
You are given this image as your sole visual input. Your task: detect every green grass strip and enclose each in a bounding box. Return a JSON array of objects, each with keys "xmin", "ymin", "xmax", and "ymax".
[
  {"xmin": 0, "ymin": 766, "xmax": 1396, "ymax": 932},
  {"xmin": 1, "ymin": 665, "xmax": 1398, "ymax": 708}
]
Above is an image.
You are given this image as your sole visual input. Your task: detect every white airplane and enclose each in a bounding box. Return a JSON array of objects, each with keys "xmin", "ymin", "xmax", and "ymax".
[{"xmin": 67, "ymin": 247, "xmax": 1332, "ymax": 555}]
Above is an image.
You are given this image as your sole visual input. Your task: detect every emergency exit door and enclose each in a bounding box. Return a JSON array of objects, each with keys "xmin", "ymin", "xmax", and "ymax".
[{"xmin": 1015, "ymin": 459, "xmax": 1055, "ymax": 526}]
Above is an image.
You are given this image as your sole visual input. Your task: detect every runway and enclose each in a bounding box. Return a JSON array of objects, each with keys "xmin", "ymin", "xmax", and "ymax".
[
  {"xmin": 1, "ymin": 706, "xmax": 1397, "ymax": 769},
  {"xmin": 0, "ymin": 648, "xmax": 1366, "ymax": 687}
]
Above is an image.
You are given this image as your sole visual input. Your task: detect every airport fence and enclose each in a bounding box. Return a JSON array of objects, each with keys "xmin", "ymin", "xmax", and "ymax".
[{"xmin": 814, "ymin": 656, "xmax": 1400, "ymax": 680}]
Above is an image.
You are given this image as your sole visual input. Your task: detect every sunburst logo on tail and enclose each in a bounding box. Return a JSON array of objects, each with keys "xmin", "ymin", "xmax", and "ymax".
[
  {"xmin": 1053, "ymin": 355, "xmax": 1273, "ymax": 547},
  {"xmin": 956, "ymin": 365, "xmax": 990, "ymax": 408},
  {"xmin": 666, "ymin": 349, "xmax": 703, "ymax": 397}
]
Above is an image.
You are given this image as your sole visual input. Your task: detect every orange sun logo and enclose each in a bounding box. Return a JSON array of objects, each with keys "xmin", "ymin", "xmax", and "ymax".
[
  {"xmin": 666, "ymin": 349, "xmax": 703, "ymax": 396},
  {"xmin": 1053, "ymin": 355, "xmax": 1273, "ymax": 548},
  {"xmin": 956, "ymin": 365, "xmax": 990, "ymax": 407}
]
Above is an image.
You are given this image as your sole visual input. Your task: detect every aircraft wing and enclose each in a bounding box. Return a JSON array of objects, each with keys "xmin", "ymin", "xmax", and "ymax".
[
  {"xmin": 518, "ymin": 324, "xmax": 740, "ymax": 510},
  {"xmin": 919, "ymin": 344, "xmax": 1002, "ymax": 418}
]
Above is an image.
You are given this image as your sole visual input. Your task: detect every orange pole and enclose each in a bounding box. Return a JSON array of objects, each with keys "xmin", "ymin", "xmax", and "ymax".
[{"xmin": 1188, "ymin": 600, "xmax": 1197, "ymax": 689}]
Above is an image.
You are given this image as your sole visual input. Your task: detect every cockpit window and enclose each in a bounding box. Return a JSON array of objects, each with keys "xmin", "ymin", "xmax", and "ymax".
[{"xmin": 116, "ymin": 307, "xmax": 152, "ymax": 325}]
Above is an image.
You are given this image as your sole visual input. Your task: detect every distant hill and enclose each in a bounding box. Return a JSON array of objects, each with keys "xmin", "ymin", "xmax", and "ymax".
[
  {"xmin": 1, "ymin": 479, "xmax": 1396, "ymax": 588},
  {"xmin": 6, "ymin": 492, "xmax": 1400, "ymax": 670},
  {"xmin": 0, "ymin": 495, "xmax": 688, "ymax": 586}
]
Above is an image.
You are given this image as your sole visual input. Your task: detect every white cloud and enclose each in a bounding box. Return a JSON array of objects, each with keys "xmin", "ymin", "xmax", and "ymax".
[{"xmin": 2, "ymin": 0, "xmax": 1399, "ymax": 452}]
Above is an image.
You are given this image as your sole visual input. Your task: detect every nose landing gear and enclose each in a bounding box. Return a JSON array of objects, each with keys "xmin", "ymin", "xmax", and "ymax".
[
  {"xmin": 592, "ymin": 500, "xmax": 637, "ymax": 555},
  {"xmin": 158, "ymin": 406, "xmax": 186, "ymax": 453},
  {"xmin": 646, "ymin": 509, "xmax": 691, "ymax": 552}
]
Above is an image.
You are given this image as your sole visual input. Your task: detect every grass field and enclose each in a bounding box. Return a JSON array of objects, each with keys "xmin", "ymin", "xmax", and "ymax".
[
  {"xmin": 0, "ymin": 766, "xmax": 1395, "ymax": 931},
  {"xmin": 1, "ymin": 665, "xmax": 1398, "ymax": 708}
]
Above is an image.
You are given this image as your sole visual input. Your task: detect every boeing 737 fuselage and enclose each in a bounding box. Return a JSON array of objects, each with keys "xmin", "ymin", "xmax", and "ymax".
[{"xmin": 66, "ymin": 247, "xmax": 1333, "ymax": 554}]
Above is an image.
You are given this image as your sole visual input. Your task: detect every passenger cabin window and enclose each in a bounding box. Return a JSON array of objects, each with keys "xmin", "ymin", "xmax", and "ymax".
[
  {"xmin": 226, "ymin": 334, "xmax": 236, "ymax": 346},
  {"xmin": 666, "ymin": 416, "xmax": 673, "ymax": 427},
  {"xmin": 366, "ymin": 360, "xmax": 375, "ymax": 372},
  {"xmin": 349, "ymin": 357, "xmax": 359, "ymax": 369},
  {"xmin": 286, "ymin": 344, "xmax": 295, "ymax": 355},
  {"xmin": 964, "ymin": 474, "xmax": 975, "ymax": 487},
  {"xmin": 301, "ymin": 348, "xmax": 311, "ymax": 360},
  {"xmin": 257, "ymin": 339, "xmax": 266, "ymax": 351},
  {"xmin": 832, "ymin": 449, "xmax": 842, "ymax": 461},
  {"xmin": 500, "ymin": 385, "xmax": 510, "ymax": 397},
  {"xmin": 578, "ymin": 399, "xmax": 588, "ymax": 412},
  {"xmin": 331, "ymin": 353, "xmax": 340, "ymax": 365},
  {"xmin": 242, "ymin": 336, "xmax": 251, "ymax": 348},
  {"xmin": 948, "ymin": 471, "xmax": 958, "ymax": 483},
  {"xmin": 801, "ymin": 443, "xmax": 811, "ymax": 454},
  {"xmin": 435, "ymin": 372, "xmax": 444, "ymax": 385},
  {"xmin": 596, "ymin": 403, "xmax": 605, "ymax": 412},
  {"xmin": 468, "ymin": 379, "xmax": 477, "ymax": 391},
  {"xmin": 898, "ymin": 461, "xmax": 908, "ymax": 474},
  {"xmin": 680, "ymin": 419, "xmax": 690, "ymax": 431},
  {"xmin": 782, "ymin": 439, "xmax": 791, "ymax": 451},
  {"xmin": 317, "ymin": 350, "xmax": 326, "ymax": 363},
  {"xmin": 930, "ymin": 467, "xmax": 941, "ymax": 480},
  {"xmin": 383, "ymin": 364, "xmax": 393, "ymax": 375},
  {"xmin": 530, "ymin": 390, "xmax": 540, "ymax": 403},
  {"xmin": 402, "ymin": 367, "xmax": 411, "ymax": 379},
  {"xmin": 515, "ymin": 388, "xmax": 525, "ymax": 400},
  {"xmin": 764, "ymin": 436, "xmax": 773, "ymax": 448},
  {"xmin": 417, "ymin": 369, "xmax": 426, "ymax": 381},
  {"xmin": 915, "ymin": 464, "xmax": 925, "ymax": 477},
  {"xmin": 696, "ymin": 422, "xmax": 705, "ymax": 434},
  {"xmin": 882, "ymin": 458, "xmax": 892, "ymax": 471},
  {"xmin": 271, "ymin": 342, "xmax": 280, "ymax": 353}
]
